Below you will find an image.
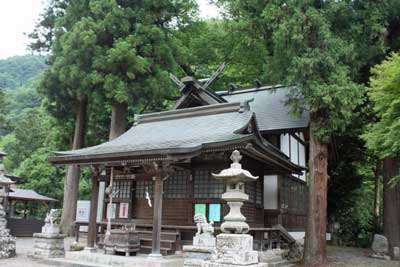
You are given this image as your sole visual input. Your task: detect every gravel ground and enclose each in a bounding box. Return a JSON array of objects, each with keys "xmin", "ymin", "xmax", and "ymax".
[
  {"xmin": 324, "ymin": 246, "xmax": 400, "ymax": 267},
  {"xmin": 0, "ymin": 237, "xmax": 78, "ymax": 267},
  {"xmin": 1, "ymin": 239, "xmax": 400, "ymax": 267}
]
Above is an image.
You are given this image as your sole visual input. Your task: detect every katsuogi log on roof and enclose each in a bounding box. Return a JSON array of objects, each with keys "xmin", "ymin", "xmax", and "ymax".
[{"xmin": 50, "ymin": 102, "xmax": 303, "ymax": 174}]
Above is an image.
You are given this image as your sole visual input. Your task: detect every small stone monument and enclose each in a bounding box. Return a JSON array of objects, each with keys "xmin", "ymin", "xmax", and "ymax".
[
  {"xmin": 33, "ymin": 209, "xmax": 66, "ymax": 258},
  {"xmin": 183, "ymin": 214, "xmax": 217, "ymax": 267},
  {"xmin": 393, "ymin": 247, "xmax": 400, "ymax": 261},
  {"xmin": 202, "ymin": 150, "xmax": 267, "ymax": 267}
]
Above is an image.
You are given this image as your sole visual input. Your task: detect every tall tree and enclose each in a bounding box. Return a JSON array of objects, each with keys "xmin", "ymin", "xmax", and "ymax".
[
  {"xmin": 364, "ymin": 53, "xmax": 400, "ymax": 254},
  {"xmin": 217, "ymin": 1, "xmax": 364, "ymax": 263},
  {"xmin": 32, "ymin": 0, "xmax": 196, "ymax": 234},
  {"xmin": 86, "ymin": 0, "xmax": 195, "ymax": 138},
  {"xmin": 32, "ymin": 0, "xmax": 93, "ymax": 235}
]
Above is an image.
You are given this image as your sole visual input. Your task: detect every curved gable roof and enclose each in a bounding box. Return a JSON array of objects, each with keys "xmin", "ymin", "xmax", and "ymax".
[{"xmin": 51, "ymin": 102, "xmax": 254, "ymax": 164}]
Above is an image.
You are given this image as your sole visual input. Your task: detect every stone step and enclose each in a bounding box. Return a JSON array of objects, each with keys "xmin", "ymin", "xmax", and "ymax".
[
  {"xmin": 261, "ymin": 255, "xmax": 283, "ymax": 262},
  {"xmin": 40, "ymin": 258, "xmax": 111, "ymax": 267},
  {"xmin": 268, "ymin": 259, "xmax": 292, "ymax": 267}
]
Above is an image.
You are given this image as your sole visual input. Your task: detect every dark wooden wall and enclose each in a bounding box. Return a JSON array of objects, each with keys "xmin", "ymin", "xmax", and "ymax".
[
  {"xmin": 7, "ymin": 218, "xmax": 44, "ymax": 237},
  {"xmin": 102, "ymin": 152, "xmax": 307, "ymax": 232}
]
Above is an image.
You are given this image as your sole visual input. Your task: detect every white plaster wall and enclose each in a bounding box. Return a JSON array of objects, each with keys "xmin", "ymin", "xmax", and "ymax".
[
  {"xmin": 263, "ymin": 175, "xmax": 278, "ymax": 209},
  {"xmin": 280, "ymin": 132, "xmax": 307, "ymax": 181},
  {"xmin": 298, "ymin": 132, "xmax": 306, "ymax": 180},
  {"xmin": 280, "ymin": 134, "xmax": 290, "ymax": 157},
  {"xmin": 290, "ymin": 135, "xmax": 298, "ymax": 165}
]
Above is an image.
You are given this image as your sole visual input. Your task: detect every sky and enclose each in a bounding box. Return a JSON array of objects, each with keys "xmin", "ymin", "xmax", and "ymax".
[{"xmin": 0, "ymin": 0, "xmax": 220, "ymax": 60}]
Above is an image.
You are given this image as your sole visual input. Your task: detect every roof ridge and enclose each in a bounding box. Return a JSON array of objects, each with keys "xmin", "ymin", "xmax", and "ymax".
[
  {"xmin": 216, "ymin": 84, "xmax": 289, "ymax": 96},
  {"xmin": 135, "ymin": 102, "xmax": 242, "ymax": 124}
]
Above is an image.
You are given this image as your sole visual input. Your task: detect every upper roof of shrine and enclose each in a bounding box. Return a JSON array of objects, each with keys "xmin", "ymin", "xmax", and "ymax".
[{"xmin": 218, "ymin": 85, "xmax": 310, "ymax": 133}]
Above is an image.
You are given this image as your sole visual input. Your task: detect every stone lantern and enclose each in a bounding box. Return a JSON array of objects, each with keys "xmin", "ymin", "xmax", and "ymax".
[
  {"xmin": 212, "ymin": 150, "xmax": 258, "ymax": 234},
  {"xmin": 0, "ymin": 164, "xmax": 16, "ymax": 259},
  {"xmin": 203, "ymin": 150, "xmax": 266, "ymax": 267}
]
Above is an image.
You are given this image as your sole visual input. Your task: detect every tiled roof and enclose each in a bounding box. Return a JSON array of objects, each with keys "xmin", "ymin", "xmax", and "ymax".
[
  {"xmin": 50, "ymin": 98, "xmax": 304, "ymax": 174},
  {"xmin": 9, "ymin": 188, "xmax": 57, "ymax": 202},
  {"xmin": 219, "ymin": 86, "xmax": 309, "ymax": 132},
  {"xmin": 53, "ymin": 102, "xmax": 254, "ymax": 161}
]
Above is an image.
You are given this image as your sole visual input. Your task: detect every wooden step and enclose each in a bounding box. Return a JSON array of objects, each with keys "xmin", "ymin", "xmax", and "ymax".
[{"xmin": 137, "ymin": 230, "xmax": 179, "ymax": 235}]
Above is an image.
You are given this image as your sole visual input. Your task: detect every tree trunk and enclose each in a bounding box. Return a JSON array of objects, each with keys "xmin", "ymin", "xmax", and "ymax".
[
  {"xmin": 373, "ymin": 160, "xmax": 382, "ymax": 234},
  {"xmin": 382, "ymin": 157, "xmax": 400, "ymax": 256},
  {"xmin": 109, "ymin": 102, "xmax": 127, "ymax": 140},
  {"xmin": 304, "ymin": 117, "xmax": 328, "ymax": 264},
  {"xmin": 87, "ymin": 169, "xmax": 100, "ymax": 248},
  {"xmin": 60, "ymin": 95, "xmax": 87, "ymax": 236}
]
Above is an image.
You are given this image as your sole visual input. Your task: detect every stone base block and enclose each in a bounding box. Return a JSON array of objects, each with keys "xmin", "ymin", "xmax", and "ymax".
[
  {"xmin": 194, "ymin": 234, "xmax": 216, "ymax": 247},
  {"xmin": 33, "ymin": 233, "xmax": 66, "ymax": 259},
  {"xmin": 214, "ymin": 234, "xmax": 257, "ymax": 265},
  {"xmin": 183, "ymin": 245, "xmax": 216, "ymax": 267}
]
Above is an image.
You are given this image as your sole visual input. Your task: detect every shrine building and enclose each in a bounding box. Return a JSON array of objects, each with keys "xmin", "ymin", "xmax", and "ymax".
[{"xmin": 50, "ymin": 74, "xmax": 309, "ymax": 255}]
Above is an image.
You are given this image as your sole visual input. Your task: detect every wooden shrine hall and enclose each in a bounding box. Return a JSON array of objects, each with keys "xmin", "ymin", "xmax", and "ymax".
[{"xmin": 50, "ymin": 70, "xmax": 309, "ymax": 256}]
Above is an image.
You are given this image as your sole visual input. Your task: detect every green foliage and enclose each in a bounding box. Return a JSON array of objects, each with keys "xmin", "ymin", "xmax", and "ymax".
[
  {"xmin": 217, "ymin": 1, "xmax": 366, "ymax": 142},
  {"xmin": 35, "ymin": 0, "xmax": 197, "ymax": 125},
  {"xmin": 0, "ymin": 55, "xmax": 47, "ymax": 89},
  {"xmin": 364, "ymin": 53, "xmax": 400, "ymax": 159},
  {"xmin": 0, "ymin": 90, "xmax": 6, "ymax": 131},
  {"xmin": 332, "ymin": 177, "xmax": 376, "ymax": 247},
  {"xmin": 15, "ymin": 148, "xmax": 65, "ymax": 204},
  {"xmin": 1, "ymin": 109, "xmax": 49, "ymax": 170},
  {"xmin": 174, "ymin": 19, "xmax": 268, "ymax": 89}
]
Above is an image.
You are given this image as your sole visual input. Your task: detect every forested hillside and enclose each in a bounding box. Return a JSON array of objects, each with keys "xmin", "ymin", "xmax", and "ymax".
[{"xmin": 0, "ymin": 55, "xmax": 47, "ymax": 89}]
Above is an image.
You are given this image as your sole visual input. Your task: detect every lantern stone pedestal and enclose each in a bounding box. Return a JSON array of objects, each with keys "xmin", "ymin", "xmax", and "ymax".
[
  {"xmin": 32, "ymin": 233, "xmax": 66, "ymax": 258},
  {"xmin": 202, "ymin": 150, "xmax": 267, "ymax": 267}
]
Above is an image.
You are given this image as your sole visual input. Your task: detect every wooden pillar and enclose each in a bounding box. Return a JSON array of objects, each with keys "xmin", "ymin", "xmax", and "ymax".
[
  {"xmin": 151, "ymin": 169, "xmax": 163, "ymax": 257},
  {"xmin": 24, "ymin": 201, "xmax": 27, "ymax": 219},
  {"xmin": 87, "ymin": 169, "xmax": 100, "ymax": 249}
]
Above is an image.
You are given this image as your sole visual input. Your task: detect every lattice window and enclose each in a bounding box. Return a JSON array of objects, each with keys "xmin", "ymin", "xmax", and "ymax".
[
  {"xmin": 279, "ymin": 177, "xmax": 307, "ymax": 214},
  {"xmin": 256, "ymin": 179, "xmax": 262, "ymax": 205},
  {"xmin": 245, "ymin": 182, "xmax": 256, "ymax": 203},
  {"xmin": 164, "ymin": 170, "xmax": 190, "ymax": 199},
  {"xmin": 135, "ymin": 180, "xmax": 153, "ymax": 199},
  {"xmin": 280, "ymin": 178, "xmax": 289, "ymax": 209},
  {"xmin": 194, "ymin": 169, "xmax": 224, "ymax": 199},
  {"xmin": 114, "ymin": 180, "xmax": 131, "ymax": 199}
]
